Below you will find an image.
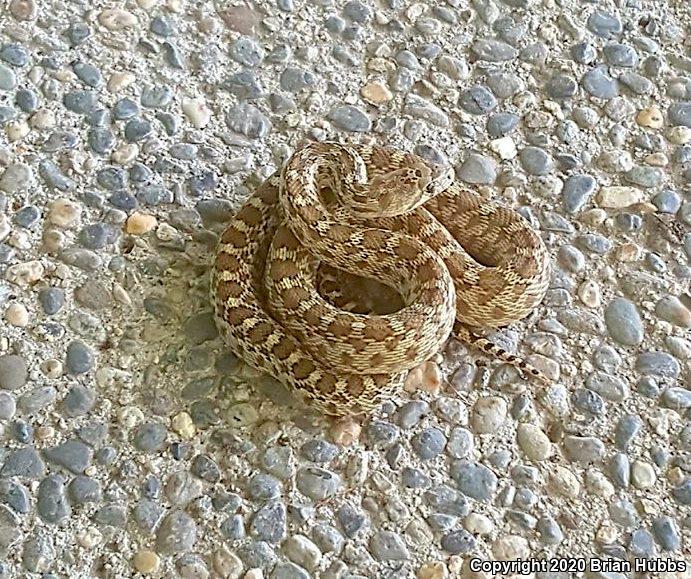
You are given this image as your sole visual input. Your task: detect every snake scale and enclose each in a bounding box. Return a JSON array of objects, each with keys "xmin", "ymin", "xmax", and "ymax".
[{"xmin": 211, "ymin": 142, "xmax": 551, "ymax": 417}]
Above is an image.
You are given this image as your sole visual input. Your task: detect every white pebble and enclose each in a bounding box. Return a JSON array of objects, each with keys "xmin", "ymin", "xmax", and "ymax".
[
  {"xmin": 492, "ymin": 535, "xmax": 529, "ymax": 560},
  {"xmin": 464, "ymin": 513, "xmax": 493, "ymax": 535},
  {"xmin": 182, "ymin": 97, "xmax": 212, "ymax": 129},
  {"xmin": 107, "ymin": 72, "xmax": 136, "ymax": 93},
  {"xmin": 5, "ymin": 260, "xmax": 44, "ymax": 286},
  {"xmin": 98, "ymin": 8, "xmax": 138, "ymax": 30},
  {"xmin": 6, "ymin": 120, "xmax": 30, "ymax": 142},
  {"xmin": 472, "ymin": 396, "xmax": 507, "ymax": 434},
  {"xmin": 490, "ymin": 137, "xmax": 517, "ymax": 160},
  {"xmin": 111, "ymin": 143, "xmax": 139, "ymax": 165},
  {"xmin": 631, "ymin": 460, "xmax": 656, "ymax": 489},
  {"xmin": 547, "ymin": 465, "xmax": 581, "ymax": 498},
  {"xmin": 0, "ymin": 214, "xmax": 9, "ymax": 242},
  {"xmin": 29, "ymin": 109, "xmax": 56, "ymax": 130},
  {"xmin": 596, "ymin": 186, "xmax": 645, "ymax": 208},
  {"xmin": 578, "ymin": 279, "xmax": 601, "ymax": 308},
  {"xmin": 48, "ymin": 198, "xmax": 82, "ymax": 228},
  {"xmin": 5, "ymin": 302, "xmax": 29, "ymax": 327},
  {"xmin": 516, "ymin": 423, "xmax": 552, "ymax": 461}
]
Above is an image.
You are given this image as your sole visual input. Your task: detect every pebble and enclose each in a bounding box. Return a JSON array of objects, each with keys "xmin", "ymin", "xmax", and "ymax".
[
  {"xmin": 654, "ymin": 295, "xmax": 691, "ymax": 328},
  {"xmin": 0, "ymin": 355, "xmax": 27, "ymax": 390},
  {"xmin": 604, "ymin": 298, "xmax": 644, "ymax": 346},
  {"xmin": 563, "ymin": 436, "xmax": 605, "ymax": 463},
  {"xmin": 134, "ymin": 422, "xmax": 167, "ymax": 452},
  {"xmin": 471, "ymin": 39, "xmax": 518, "ymax": 61},
  {"xmin": 516, "ymin": 424, "xmax": 552, "ymax": 461},
  {"xmin": 519, "ymin": 147, "xmax": 553, "ymax": 175},
  {"xmin": 37, "ymin": 475, "xmax": 71, "ymax": 523},
  {"xmin": 411, "ymin": 428, "xmax": 447, "ymax": 460},
  {"xmin": 1, "ymin": 447, "xmax": 45, "ymax": 478},
  {"xmin": 156, "ymin": 510, "xmax": 197, "ymax": 554},
  {"xmin": 457, "ymin": 153, "xmax": 497, "ymax": 184},
  {"xmin": 581, "ymin": 67, "xmax": 619, "ymax": 99},
  {"xmin": 65, "ymin": 340, "xmax": 95, "ymax": 374},
  {"xmin": 668, "ymin": 102, "xmax": 691, "ymax": 128},
  {"xmin": 370, "ymin": 530, "xmax": 410, "ymax": 560},
  {"xmin": 0, "ymin": 163, "xmax": 33, "ymax": 193},
  {"xmin": 451, "ymin": 461, "xmax": 497, "ymax": 502},
  {"xmin": 43, "ymin": 440, "xmax": 93, "ymax": 474},
  {"xmin": 472, "ymin": 396, "xmax": 507, "ymax": 434},
  {"xmin": 328, "ymin": 106, "xmax": 371, "ymax": 132},
  {"xmin": 636, "ymin": 351, "xmax": 680, "ymax": 377},
  {"xmin": 296, "ymin": 468, "xmax": 342, "ymax": 501},
  {"xmin": 126, "ymin": 212, "xmax": 157, "ymax": 234},
  {"xmin": 133, "ymin": 550, "xmax": 160, "ymax": 574}
]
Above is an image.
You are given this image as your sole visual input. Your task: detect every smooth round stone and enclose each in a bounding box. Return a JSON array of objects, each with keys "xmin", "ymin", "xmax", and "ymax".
[
  {"xmin": 486, "ymin": 113, "xmax": 519, "ymax": 138},
  {"xmin": 15, "ymin": 88, "xmax": 38, "ymax": 113},
  {"xmin": 150, "ymin": 15, "xmax": 174, "ymax": 36},
  {"xmin": 113, "ymin": 98, "xmax": 139, "ymax": 120},
  {"xmin": 401, "ymin": 467, "xmax": 430, "ymax": 488},
  {"xmin": 440, "ymin": 529, "xmax": 475, "ymax": 555},
  {"xmin": 652, "ymin": 189, "xmax": 681, "ymax": 213},
  {"xmin": 587, "ymin": 10, "xmax": 623, "ymax": 38},
  {"xmin": 327, "ymin": 105, "xmax": 371, "ymax": 132},
  {"xmin": 581, "ymin": 67, "xmax": 619, "ymax": 99},
  {"xmin": 38, "ymin": 287, "xmax": 65, "ymax": 315},
  {"xmin": 635, "ymin": 351, "xmax": 680, "ymax": 378},
  {"xmin": 563, "ymin": 435, "xmax": 605, "ymax": 463},
  {"xmin": 247, "ymin": 473, "xmax": 281, "ymax": 501},
  {"xmin": 471, "ymin": 39, "xmax": 518, "ymax": 62},
  {"xmin": 134, "ymin": 422, "xmax": 167, "ymax": 453},
  {"xmin": 280, "ymin": 67, "xmax": 316, "ymax": 92},
  {"xmin": 250, "ymin": 501, "xmax": 286, "ymax": 543},
  {"xmin": 604, "ymin": 43, "xmax": 638, "ymax": 67},
  {"xmin": 661, "ymin": 387, "xmax": 691, "ymax": 410},
  {"xmin": 62, "ymin": 385, "xmax": 96, "ymax": 417},
  {"xmin": 668, "ymin": 102, "xmax": 691, "ymax": 128},
  {"xmin": 296, "ymin": 468, "xmax": 341, "ymax": 501},
  {"xmin": 43, "ymin": 439, "xmax": 93, "ymax": 474},
  {"xmin": 571, "ymin": 42, "xmax": 597, "ymax": 64},
  {"xmin": 72, "ymin": 61, "xmax": 102, "ymax": 87},
  {"xmin": 300, "ymin": 440, "xmax": 339, "ymax": 463},
  {"xmin": 411, "ymin": 427, "xmax": 447, "ymax": 460},
  {"xmin": 450, "ymin": 461, "xmax": 497, "ymax": 502},
  {"xmin": 625, "ymin": 165, "xmax": 663, "ymax": 188},
  {"xmin": 88, "ymin": 128, "xmax": 114, "ymax": 154},
  {"xmin": 37, "ymin": 475, "xmax": 71, "ymax": 523},
  {"xmin": 63, "ymin": 90, "xmax": 97, "ymax": 114},
  {"xmin": 614, "ymin": 414, "xmax": 643, "ymax": 452},
  {"xmin": 0, "ymin": 63, "xmax": 17, "ymax": 90},
  {"xmin": 572, "ymin": 388, "xmax": 605, "ymax": 416},
  {"xmin": 651, "ymin": 516, "xmax": 681, "ymax": 551},
  {"xmin": 65, "ymin": 340, "xmax": 94, "ymax": 375},
  {"xmin": 156, "ymin": 510, "xmax": 197, "ymax": 554},
  {"xmin": 141, "ymin": 85, "xmax": 174, "ymax": 108},
  {"xmin": 14, "ymin": 205, "xmax": 40, "ymax": 228},
  {"xmin": 562, "ymin": 174, "xmax": 596, "ymax": 213},
  {"xmin": 0, "ymin": 43, "xmax": 29, "ymax": 67},
  {"xmin": 370, "ymin": 530, "xmax": 409, "ymax": 561},
  {"xmin": 124, "ymin": 118, "xmax": 153, "ymax": 142},
  {"xmin": 0, "ymin": 391, "xmax": 16, "ymax": 420},
  {"xmin": 0, "ymin": 354, "xmax": 28, "ymax": 390},
  {"xmin": 609, "ymin": 453, "xmax": 630, "ymax": 488},
  {"xmin": 65, "ymin": 22, "xmax": 91, "ymax": 46},
  {"xmin": 324, "ymin": 15, "xmax": 345, "ymax": 33},
  {"xmin": 655, "ymin": 295, "xmax": 691, "ymax": 328},
  {"xmin": 229, "ymin": 37, "xmax": 264, "ymax": 67},
  {"xmin": 546, "ymin": 74, "xmax": 577, "ymax": 99},
  {"xmin": 519, "ymin": 147, "xmax": 553, "ymax": 175},
  {"xmin": 604, "ymin": 298, "xmax": 644, "ymax": 346},
  {"xmin": 457, "ymin": 153, "xmax": 498, "ymax": 184},
  {"xmin": 458, "ymin": 85, "xmax": 496, "ymax": 115}
]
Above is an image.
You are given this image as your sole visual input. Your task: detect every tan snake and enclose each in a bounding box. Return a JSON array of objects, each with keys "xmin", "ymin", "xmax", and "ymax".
[{"xmin": 211, "ymin": 143, "xmax": 551, "ymax": 416}]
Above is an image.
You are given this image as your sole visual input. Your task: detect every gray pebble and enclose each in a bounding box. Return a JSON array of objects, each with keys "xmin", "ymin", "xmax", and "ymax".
[
  {"xmin": 585, "ymin": 372, "xmax": 628, "ymax": 402},
  {"xmin": 572, "ymin": 388, "xmax": 606, "ymax": 416},
  {"xmin": 366, "ymin": 421, "xmax": 399, "ymax": 448},
  {"xmin": 337, "ymin": 503, "xmax": 367, "ymax": 538},
  {"xmin": 223, "ymin": 70, "xmax": 263, "ymax": 100},
  {"xmin": 661, "ymin": 387, "xmax": 691, "ymax": 410},
  {"xmin": 230, "ymin": 37, "xmax": 264, "ymax": 67},
  {"xmin": 625, "ymin": 165, "xmax": 663, "ymax": 188},
  {"xmin": 226, "ymin": 103, "xmax": 272, "ymax": 138},
  {"xmin": 562, "ymin": 174, "xmax": 596, "ymax": 213},
  {"xmin": 113, "ymin": 98, "xmax": 139, "ymax": 120},
  {"xmin": 537, "ymin": 516, "xmax": 564, "ymax": 544},
  {"xmin": 619, "ymin": 71, "xmax": 654, "ymax": 95},
  {"xmin": 134, "ymin": 499, "xmax": 165, "ymax": 533},
  {"xmin": 72, "ymin": 61, "xmax": 102, "ymax": 87},
  {"xmin": 13, "ymin": 205, "xmax": 39, "ymax": 228},
  {"xmin": 248, "ymin": 473, "xmax": 282, "ymax": 501},
  {"xmin": 296, "ymin": 467, "xmax": 341, "ymax": 501},
  {"xmin": 250, "ymin": 501, "xmax": 286, "ymax": 543},
  {"xmin": 220, "ymin": 514, "xmax": 245, "ymax": 540},
  {"xmin": 124, "ymin": 118, "xmax": 153, "ymax": 142},
  {"xmin": 63, "ymin": 90, "xmax": 97, "ymax": 114},
  {"xmin": 237, "ymin": 541, "xmax": 277, "ymax": 570},
  {"xmin": 88, "ymin": 128, "xmax": 115, "ymax": 154},
  {"xmin": 651, "ymin": 516, "xmax": 680, "ymax": 551},
  {"xmin": 312, "ymin": 524, "xmax": 343, "ymax": 554},
  {"xmin": 629, "ymin": 528, "xmax": 657, "ymax": 558},
  {"xmin": 403, "ymin": 94, "xmax": 449, "ymax": 127},
  {"xmin": 615, "ymin": 414, "xmax": 643, "ymax": 452},
  {"xmin": 0, "ymin": 44, "xmax": 29, "ymax": 67},
  {"xmin": 141, "ymin": 85, "xmax": 174, "ymax": 108},
  {"xmin": 609, "ymin": 453, "xmax": 630, "ymax": 488},
  {"xmin": 581, "ymin": 67, "xmax": 619, "ymax": 99},
  {"xmin": 300, "ymin": 440, "xmax": 339, "ymax": 463},
  {"xmin": 424, "ymin": 484, "xmax": 469, "ymax": 517},
  {"xmin": 401, "ymin": 467, "xmax": 430, "ymax": 488},
  {"xmin": 18, "ymin": 386, "xmax": 56, "ymax": 414},
  {"xmin": 150, "ymin": 15, "xmax": 174, "ymax": 36},
  {"xmin": 370, "ymin": 530, "xmax": 409, "ymax": 561},
  {"xmin": 343, "ymin": 0, "xmax": 372, "ymax": 23},
  {"xmin": 280, "ymin": 67, "xmax": 316, "ymax": 92},
  {"xmin": 37, "ymin": 475, "xmax": 71, "ymax": 523},
  {"xmin": 0, "ymin": 480, "xmax": 29, "ymax": 513},
  {"xmin": 15, "ymin": 88, "xmax": 38, "ymax": 113},
  {"xmin": 487, "ymin": 113, "xmax": 519, "ymax": 137},
  {"xmin": 458, "ymin": 85, "xmax": 496, "ymax": 115},
  {"xmin": 563, "ymin": 435, "xmax": 605, "ymax": 463},
  {"xmin": 411, "ymin": 427, "xmax": 447, "ymax": 460},
  {"xmin": 65, "ymin": 340, "xmax": 94, "ymax": 375},
  {"xmin": 446, "ymin": 427, "xmax": 474, "ymax": 459},
  {"xmin": 635, "ymin": 351, "xmax": 680, "ymax": 378},
  {"xmin": 519, "ymin": 147, "xmax": 554, "ymax": 175},
  {"xmin": 43, "ymin": 440, "xmax": 93, "ymax": 474},
  {"xmin": 156, "ymin": 510, "xmax": 197, "ymax": 553},
  {"xmin": 0, "ymin": 64, "xmax": 17, "ymax": 91},
  {"xmin": 457, "ymin": 153, "xmax": 498, "ymax": 184},
  {"xmin": 328, "ymin": 105, "xmax": 371, "ymax": 132},
  {"xmin": 471, "ymin": 39, "xmax": 518, "ymax": 61},
  {"xmin": 39, "ymin": 159, "xmax": 76, "ymax": 190},
  {"xmin": 653, "ymin": 189, "xmax": 682, "ymax": 214},
  {"xmin": 65, "ymin": 22, "xmax": 90, "ymax": 46},
  {"xmin": 0, "ymin": 392, "xmax": 15, "ymax": 420},
  {"xmin": 68, "ymin": 475, "xmax": 102, "ymax": 504},
  {"xmin": 668, "ymin": 102, "xmax": 691, "ymax": 128},
  {"xmin": 22, "ymin": 534, "xmax": 54, "ymax": 573},
  {"xmin": 605, "ymin": 298, "xmax": 644, "ymax": 346},
  {"xmin": 190, "ymin": 454, "xmax": 220, "ymax": 483},
  {"xmin": 673, "ymin": 479, "xmax": 690, "ymax": 505},
  {"xmin": 587, "ymin": 10, "xmax": 623, "ymax": 38},
  {"xmin": 60, "ymin": 248, "xmax": 101, "ymax": 271},
  {"xmin": 93, "ymin": 504, "xmax": 127, "ymax": 528},
  {"xmin": 271, "ymin": 562, "xmax": 309, "ymax": 579},
  {"xmin": 604, "ymin": 43, "xmax": 638, "ymax": 67},
  {"xmin": 38, "ymin": 287, "xmax": 64, "ymax": 315},
  {"xmin": 396, "ymin": 400, "xmax": 430, "ymax": 428},
  {"xmin": 0, "ymin": 447, "xmax": 45, "ymax": 478},
  {"xmin": 134, "ymin": 422, "xmax": 167, "ymax": 452},
  {"xmin": 79, "ymin": 222, "xmax": 119, "ymax": 249},
  {"xmin": 546, "ymin": 74, "xmax": 578, "ymax": 99},
  {"xmin": 451, "ymin": 461, "xmax": 497, "ymax": 502}
]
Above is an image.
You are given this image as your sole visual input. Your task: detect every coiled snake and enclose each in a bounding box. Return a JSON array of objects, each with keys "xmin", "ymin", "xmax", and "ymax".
[{"xmin": 211, "ymin": 143, "xmax": 551, "ymax": 416}]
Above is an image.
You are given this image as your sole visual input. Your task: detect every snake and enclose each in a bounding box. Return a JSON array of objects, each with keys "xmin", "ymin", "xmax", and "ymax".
[{"xmin": 211, "ymin": 142, "xmax": 551, "ymax": 417}]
